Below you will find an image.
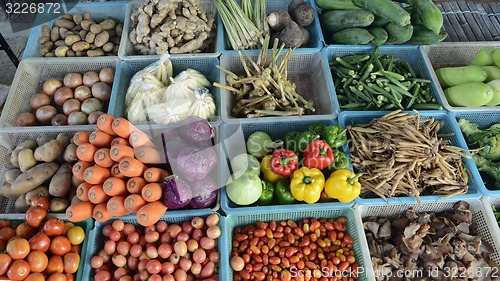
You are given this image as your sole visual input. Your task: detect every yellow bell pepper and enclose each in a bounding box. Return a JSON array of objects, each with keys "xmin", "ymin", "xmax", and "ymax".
[
  {"xmin": 261, "ymin": 155, "xmax": 285, "ymax": 184},
  {"xmin": 290, "ymin": 167, "xmax": 325, "ymax": 204},
  {"xmin": 324, "ymin": 169, "xmax": 361, "ymax": 203}
]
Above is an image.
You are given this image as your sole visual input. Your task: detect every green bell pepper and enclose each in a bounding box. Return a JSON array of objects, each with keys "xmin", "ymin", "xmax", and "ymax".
[
  {"xmin": 321, "ymin": 125, "xmax": 347, "ymax": 149},
  {"xmin": 308, "ymin": 123, "xmax": 326, "ymax": 136},
  {"xmin": 296, "ymin": 131, "xmax": 320, "ymax": 153},
  {"xmin": 257, "ymin": 180, "xmax": 274, "ymax": 205},
  {"xmin": 284, "ymin": 131, "xmax": 299, "ymax": 152},
  {"xmin": 324, "ymin": 150, "xmax": 350, "ymax": 177},
  {"xmin": 275, "ymin": 179, "xmax": 296, "ymax": 204}
]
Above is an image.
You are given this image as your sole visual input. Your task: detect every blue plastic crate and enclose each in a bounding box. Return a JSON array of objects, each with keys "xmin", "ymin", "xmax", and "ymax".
[
  {"xmin": 322, "ymin": 45, "xmax": 444, "ymax": 115},
  {"xmin": 449, "ymin": 111, "xmax": 500, "ymax": 197},
  {"xmin": 22, "ymin": 2, "xmax": 128, "ymax": 59},
  {"xmin": 220, "ymin": 118, "xmax": 354, "ymax": 215},
  {"xmin": 222, "ymin": 208, "xmax": 369, "ymax": 281},
  {"xmin": 338, "ymin": 110, "xmax": 482, "ymax": 206}
]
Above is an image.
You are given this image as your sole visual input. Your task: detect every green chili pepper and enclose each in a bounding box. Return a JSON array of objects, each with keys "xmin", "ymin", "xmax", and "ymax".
[
  {"xmin": 308, "ymin": 123, "xmax": 326, "ymax": 136},
  {"xmin": 321, "ymin": 126, "xmax": 347, "ymax": 149},
  {"xmin": 284, "ymin": 131, "xmax": 299, "ymax": 152},
  {"xmin": 257, "ymin": 180, "xmax": 274, "ymax": 206},
  {"xmin": 274, "ymin": 179, "xmax": 296, "ymax": 205},
  {"xmin": 296, "ymin": 131, "xmax": 319, "ymax": 153}
]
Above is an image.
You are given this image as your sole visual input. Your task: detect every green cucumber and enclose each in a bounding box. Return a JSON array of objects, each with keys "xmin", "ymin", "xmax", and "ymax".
[
  {"xmin": 332, "ymin": 27, "xmax": 374, "ymax": 44},
  {"xmin": 352, "ymin": 0, "xmax": 411, "ymax": 27},
  {"xmin": 368, "ymin": 27, "xmax": 388, "ymax": 46},
  {"xmin": 445, "ymin": 82, "xmax": 493, "ymax": 107},
  {"xmin": 407, "ymin": 24, "xmax": 447, "ymax": 45},
  {"xmin": 469, "ymin": 47, "xmax": 496, "ymax": 66},
  {"xmin": 315, "ymin": 0, "xmax": 361, "ymax": 10},
  {"xmin": 493, "ymin": 49, "xmax": 500, "ymax": 68},
  {"xmin": 370, "ymin": 16, "xmax": 390, "ymax": 27},
  {"xmin": 385, "ymin": 23, "xmax": 413, "ymax": 44},
  {"xmin": 411, "ymin": 0, "xmax": 443, "ymax": 34},
  {"xmin": 435, "ymin": 65, "xmax": 487, "ymax": 88},
  {"xmin": 321, "ymin": 10, "xmax": 374, "ymax": 32},
  {"xmin": 483, "ymin": 66, "xmax": 500, "ymax": 82}
]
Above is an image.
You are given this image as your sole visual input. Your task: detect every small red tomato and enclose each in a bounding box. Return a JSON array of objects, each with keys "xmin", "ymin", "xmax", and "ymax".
[
  {"xmin": 47, "ymin": 272, "xmax": 67, "ymax": 281},
  {"xmin": 7, "ymin": 259, "xmax": 30, "ymax": 280},
  {"xmin": 27, "ymin": 251, "xmax": 48, "ymax": 273},
  {"xmin": 46, "ymin": 255, "xmax": 64, "ymax": 274},
  {"xmin": 43, "ymin": 218, "xmax": 65, "ymax": 237},
  {"xmin": 6, "ymin": 237, "xmax": 30, "ymax": 260},
  {"xmin": 50, "ymin": 236, "xmax": 72, "ymax": 256},
  {"xmin": 25, "ymin": 206, "xmax": 46, "ymax": 228},
  {"xmin": 15, "ymin": 223, "xmax": 37, "ymax": 240},
  {"xmin": 0, "ymin": 227, "xmax": 15, "ymax": 242},
  {"xmin": 29, "ymin": 232, "xmax": 51, "ymax": 252},
  {"xmin": 63, "ymin": 252, "xmax": 80, "ymax": 274},
  {"xmin": 24, "ymin": 272, "xmax": 45, "ymax": 281},
  {"xmin": 0, "ymin": 253, "xmax": 12, "ymax": 275},
  {"xmin": 31, "ymin": 196, "xmax": 50, "ymax": 211}
]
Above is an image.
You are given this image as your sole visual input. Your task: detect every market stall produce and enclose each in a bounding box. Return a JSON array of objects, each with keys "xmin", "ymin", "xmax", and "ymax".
[{"xmin": 493, "ymin": 205, "xmax": 500, "ymax": 228}]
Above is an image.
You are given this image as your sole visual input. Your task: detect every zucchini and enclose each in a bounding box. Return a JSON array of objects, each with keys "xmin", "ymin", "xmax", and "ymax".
[
  {"xmin": 411, "ymin": 0, "xmax": 443, "ymax": 34},
  {"xmin": 469, "ymin": 47, "xmax": 496, "ymax": 66},
  {"xmin": 368, "ymin": 27, "xmax": 388, "ymax": 46},
  {"xmin": 370, "ymin": 16, "xmax": 390, "ymax": 27},
  {"xmin": 321, "ymin": 10, "xmax": 374, "ymax": 32},
  {"xmin": 407, "ymin": 24, "xmax": 447, "ymax": 45},
  {"xmin": 436, "ymin": 65, "xmax": 487, "ymax": 88},
  {"xmin": 352, "ymin": 0, "xmax": 411, "ymax": 27},
  {"xmin": 385, "ymin": 23, "xmax": 413, "ymax": 44},
  {"xmin": 315, "ymin": 0, "xmax": 361, "ymax": 10},
  {"xmin": 332, "ymin": 27, "xmax": 374, "ymax": 44},
  {"xmin": 445, "ymin": 82, "xmax": 493, "ymax": 107}
]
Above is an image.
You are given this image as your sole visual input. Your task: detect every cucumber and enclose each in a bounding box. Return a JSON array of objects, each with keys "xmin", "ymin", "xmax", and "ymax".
[
  {"xmin": 493, "ymin": 49, "xmax": 500, "ymax": 68},
  {"xmin": 352, "ymin": 0, "xmax": 411, "ymax": 27},
  {"xmin": 486, "ymin": 80, "xmax": 500, "ymax": 106},
  {"xmin": 368, "ymin": 27, "xmax": 388, "ymax": 46},
  {"xmin": 385, "ymin": 23, "xmax": 413, "ymax": 44},
  {"xmin": 407, "ymin": 24, "xmax": 447, "ymax": 45},
  {"xmin": 445, "ymin": 82, "xmax": 493, "ymax": 107},
  {"xmin": 321, "ymin": 10, "xmax": 374, "ymax": 32},
  {"xmin": 370, "ymin": 16, "xmax": 390, "ymax": 27},
  {"xmin": 469, "ymin": 47, "xmax": 496, "ymax": 66},
  {"xmin": 332, "ymin": 28, "xmax": 374, "ymax": 44},
  {"xmin": 411, "ymin": 0, "xmax": 443, "ymax": 34},
  {"xmin": 315, "ymin": 0, "xmax": 361, "ymax": 10},
  {"xmin": 435, "ymin": 65, "xmax": 487, "ymax": 88}
]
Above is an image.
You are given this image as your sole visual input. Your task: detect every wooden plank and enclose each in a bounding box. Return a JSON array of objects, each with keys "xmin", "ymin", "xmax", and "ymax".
[
  {"xmin": 482, "ymin": 3, "xmax": 500, "ymax": 40},
  {"xmin": 468, "ymin": 3, "xmax": 495, "ymax": 41},
  {"xmin": 437, "ymin": 3, "xmax": 459, "ymax": 42},
  {"xmin": 441, "ymin": 2, "xmax": 471, "ymax": 41},
  {"xmin": 448, "ymin": 2, "xmax": 478, "ymax": 41},
  {"xmin": 457, "ymin": 1, "xmax": 486, "ymax": 41}
]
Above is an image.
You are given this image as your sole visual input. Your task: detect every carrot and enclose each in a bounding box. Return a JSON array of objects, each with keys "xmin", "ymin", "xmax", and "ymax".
[
  {"xmin": 127, "ymin": 177, "xmax": 146, "ymax": 194},
  {"xmin": 110, "ymin": 144, "xmax": 135, "ymax": 163},
  {"xmin": 129, "ymin": 131, "xmax": 154, "ymax": 148},
  {"xmin": 93, "ymin": 203, "xmax": 113, "ymax": 223},
  {"xmin": 89, "ymin": 130, "xmax": 113, "ymax": 148},
  {"xmin": 111, "ymin": 137, "xmax": 129, "ymax": 147},
  {"xmin": 119, "ymin": 157, "xmax": 146, "ymax": 177},
  {"xmin": 136, "ymin": 201, "xmax": 168, "ymax": 227},
  {"xmin": 106, "ymin": 196, "xmax": 129, "ymax": 217},
  {"xmin": 76, "ymin": 182, "xmax": 93, "ymax": 201},
  {"xmin": 134, "ymin": 146, "xmax": 166, "ymax": 165},
  {"xmin": 112, "ymin": 118, "xmax": 138, "ymax": 139},
  {"xmin": 96, "ymin": 114, "xmax": 116, "ymax": 136},
  {"xmin": 73, "ymin": 132, "xmax": 90, "ymax": 146},
  {"xmin": 103, "ymin": 177, "xmax": 127, "ymax": 196},
  {"xmin": 72, "ymin": 161, "xmax": 93, "ymax": 181},
  {"xmin": 93, "ymin": 148, "xmax": 115, "ymax": 168},
  {"xmin": 110, "ymin": 163, "xmax": 126, "ymax": 180},
  {"xmin": 83, "ymin": 166, "xmax": 111, "ymax": 185},
  {"xmin": 141, "ymin": 183, "xmax": 163, "ymax": 202},
  {"xmin": 66, "ymin": 201, "xmax": 94, "ymax": 222},
  {"xmin": 124, "ymin": 194, "xmax": 147, "ymax": 213},
  {"xmin": 88, "ymin": 185, "xmax": 110, "ymax": 204},
  {"xmin": 143, "ymin": 168, "xmax": 169, "ymax": 183},
  {"xmin": 77, "ymin": 143, "xmax": 97, "ymax": 163}
]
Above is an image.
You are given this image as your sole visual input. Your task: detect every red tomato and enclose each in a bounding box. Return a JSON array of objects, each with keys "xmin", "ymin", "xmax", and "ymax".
[
  {"xmin": 6, "ymin": 237, "xmax": 30, "ymax": 260},
  {"xmin": 43, "ymin": 218, "xmax": 65, "ymax": 237},
  {"xmin": 24, "ymin": 272, "xmax": 45, "ymax": 281},
  {"xmin": 31, "ymin": 196, "xmax": 50, "ymax": 211},
  {"xmin": 46, "ymin": 255, "xmax": 64, "ymax": 274},
  {"xmin": 63, "ymin": 253, "xmax": 80, "ymax": 274},
  {"xmin": 94, "ymin": 270, "xmax": 111, "ymax": 281},
  {"xmin": 70, "ymin": 244, "xmax": 81, "ymax": 254},
  {"xmin": 0, "ymin": 253, "xmax": 11, "ymax": 275},
  {"xmin": 0, "ymin": 227, "xmax": 15, "ymax": 242},
  {"xmin": 7, "ymin": 259, "xmax": 30, "ymax": 280},
  {"xmin": 65, "ymin": 273, "xmax": 75, "ymax": 281},
  {"xmin": 50, "ymin": 236, "xmax": 71, "ymax": 256},
  {"xmin": 29, "ymin": 232, "xmax": 51, "ymax": 252},
  {"xmin": 62, "ymin": 222, "xmax": 74, "ymax": 236},
  {"xmin": 15, "ymin": 223, "xmax": 37, "ymax": 240},
  {"xmin": 47, "ymin": 272, "xmax": 67, "ymax": 281},
  {"xmin": 0, "ymin": 240, "xmax": 5, "ymax": 252},
  {"xmin": 27, "ymin": 251, "xmax": 48, "ymax": 273},
  {"xmin": 25, "ymin": 207, "xmax": 46, "ymax": 228},
  {"xmin": 0, "ymin": 220, "xmax": 12, "ymax": 228}
]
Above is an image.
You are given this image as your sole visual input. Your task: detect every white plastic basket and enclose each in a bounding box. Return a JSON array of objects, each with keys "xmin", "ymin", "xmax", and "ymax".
[
  {"xmin": 354, "ymin": 200, "xmax": 500, "ymax": 281},
  {"xmin": 482, "ymin": 196, "xmax": 500, "ymax": 239}
]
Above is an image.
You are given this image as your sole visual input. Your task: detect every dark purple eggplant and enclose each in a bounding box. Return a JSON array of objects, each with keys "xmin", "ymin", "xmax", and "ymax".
[
  {"xmin": 163, "ymin": 175, "xmax": 192, "ymax": 209},
  {"xmin": 175, "ymin": 146, "xmax": 217, "ymax": 182}
]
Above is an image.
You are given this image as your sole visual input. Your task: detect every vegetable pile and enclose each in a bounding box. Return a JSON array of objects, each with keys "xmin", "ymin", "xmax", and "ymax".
[
  {"xmin": 1, "ymin": 133, "xmax": 78, "ymax": 214},
  {"xmin": 128, "ymin": 0, "xmax": 216, "ymax": 55},
  {"xmin": 347, "ymin": 110, "xmax": 470, "ymax": 203},
  {"xmin": 0, "ymin": 196, "xmax": 86, "ymax": 280},
  {"xmin": 364, "ymin": 201, "xmax": 497, "ymax": 280},
  {"xmin": 16, "ymin": 68, "xmax": 115, "ymax": 127},
  {"xmin": 39, "ymin": 13, "xmax": 122, "ymax": 57},
  {"xmin": 493, "ymin": 205, "xmax": 500, "ymax": 228},
  {"xmin": 317, "ymin": 0, "xmax": 447, "ymax": 45},
  {"xmin": 90, "ymin": 214, "xmax": 221, "ymax": 281},
  {"xmin": 330, "ymin": 47, "xmax": 441, "ymax": 111},
  {"xmin": 435, "ymin": 47, "xmax": 500, "ymax": 107},
  {"xmin": 230, "ymin": 217, "xmax": 359, "ymax": 280}
]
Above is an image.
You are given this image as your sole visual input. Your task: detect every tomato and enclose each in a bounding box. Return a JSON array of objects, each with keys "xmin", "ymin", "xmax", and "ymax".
[
  {"xmin": 27, "ymin": 251, "xmax": 48, "ymax": 273},
  {"xmin": 25, "ymin": 207, "xmax": 46, "ymax": 228},
  {"xmin": 0, "ymin": 240, "xmax": 5, "ymax": 251},
  {"xmin": 62, "ymin": 222, "xmax": 74, "ymax": 236},
  {"xmin": 15, "ymin": 223, "xmax": 37, "ymax": 240},
  {"xmin": 29, "ymin": 232, "xmax": 51, "ymax": 252},
  {"xmin": 70, "ymin": 244, "xmax": 81, "ymax": 253},
  {"xmin": 94, "ymin": 270, "xmax": 111, "ymax": 281},
  {"xmin": 0, "ymin": 227, "xmax": 15, "ymax": 242},
  {"xmin": 7, "ymin": 259, "xmax": 30, "ymax": 280},
  {"xmin": 91, "ymin": 256, "xmax": 104, "ymax": 269},
  {"xmin": 43, "ymin": 218, "xmax": 65, "ymax": 237},
  {"xmin": 50, "ymin": 236, "xmax": 71, "ymax": 256},
  {"xmin": 25, "ymin": 272, "xmax": 45, "ymax": 281},
  {"xmin": 112, "ymin": 220, "xmax": 124, "ymax": 232},
  {"xmin": 0, "ymin": 253, "xmax": 11, "ymax": 275},
  {"xmin": 65, "ymin": 273, "xmax": 75, "ymax": 281},
  {"xmin": 0, "ymin": 220, "xmax": 12, "ymax": 228},
  {"xmin": 47, "ymin": 272, "xmax": 67, "ymax": 281},
  {"xmin": 67, "ymin": 226, "xmax": 85, "ymax": 246},
  {"xmin": 6, "ymin": 238, "xmax": 30, "ymax": 260},
  {"xmin": 31, "ymin": 196, "xmax": 50, "ymax": 211},
  {"xmin": 63, "ymin": 253, "xmax": 80, "ymax": 274},
  {"xmin": 46, "ymin": 255, "xmax": 64, "ymax": 274}
]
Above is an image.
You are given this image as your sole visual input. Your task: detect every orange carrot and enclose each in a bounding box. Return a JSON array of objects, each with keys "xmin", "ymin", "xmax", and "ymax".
[
  {"xmin": 112, "ymin": 118, "xmax": 138, "ymax": 139},
  {"xmin": 119, "ymin": 157, "xmax": 146, "ymax": 177},
  {"xmin": 73, "ymin": 132, "xmax": 90, "ymax": 146},
  {"xmin": 93, "ymin": 203, "xmax": 113, "ymax": 223},
  {"xmin": 143, "ymin": 168, "xmax": 169, "ymax": 183},
  {"xmin": 141, "ymin": 183, "xmax": 163, "ymax": 203},
  {"xmin": 106, "ymin": 196, "xmax": 129, "ymax": 216},
  {"xmin": 124, "ymin": 194, "xmax": 147, "ymax": 213},
  {"xmin": 134, "ymin": 146, "xmax": 166, "ymax": 165},
  {"xmin": 83, "ymin": 166, "xmax": 111, "ymax": 185},
  {"xmin": 110, "ymin": 144, "xmax": 135, "ymax": 163},
  {"xmin": 103, "ymin": 177, "xmax": 127, "ymax": 196},
  {"xmin": 110, "ymin": 163, "xmax": 126, "ymax": 179},
  {"xmin": 66, "ymin": 201, "xmax": 94, "ymax": 222},
  {"xmin": 129, "ymin": 131, "xmax": 154, "ymax": 148},
  {"xmin": 88, "ymin": 185, "xmax": 109, "ymax": 204},
  {"xmin": 111, "ymin": 137, "xmax": 129, "ymax": 147},
  {"xmin": 76, "ymin": 182, "xmax": 93, "ymax": 201},
  {"xmin": 89, "ymin": 130, "xmax": 113, "ymax": 148},
  {"xmin": 93, "ymin": 148, "xmax": 115, "ymax": 168},
  {"xmin": 127, "ymin": 177, "xmax": 146, "ymax": 194},
  {"xmin": 96, "ymin": 114, "xmax": 116, "ymax": 136},
  {"xmin": 136, "ymin": 201, "xmax": 168, "ymax": 227},
  {"xmin": 77, "ymin": 143, "xmax": 97, "ymax": 163},
  {"xmin": 72, "ymin": 161, "xmax": 93, "ymax": 181}
]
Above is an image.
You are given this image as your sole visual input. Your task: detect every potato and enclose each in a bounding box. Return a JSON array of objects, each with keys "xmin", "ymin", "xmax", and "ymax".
[
  {"xmin": 16, "ymin": 112, "xmax": 38, "ymax": 127},
  {"xmin": 38, "ymin": 36, "xmax": 50, "ymax": 45},
  {"xmin": 64, "ymin": 73, "xmax": 83, "ymax": 88},
  {"xmin": 11, "ymin": 163, "xmax": 59, "ymax": 195},
  {"xmin": 100, "ymin": 19, "xmax": 116, "ymax": 31},
  {"xmin": 49, "ymin": 163, "xmax": 72, "ymax": 197},
  {"xmin": 102, "ymin": 42, "xmax": 114, "ymax": 52},
  {"xmin": 36, "ymin": 136, "xmax": 52, "ymax": 146},
  {"xmin": 18, "ymin": 149, "xmax": 37, "ymax": 173},
  {"xmin": 0, "ymin": 183, "xmax": 18, "ymax": 198},
  {"xmin": 72, "ymin": 175, "xmax": 84, "ymax": 188},
  {"xmin": 92, "ymin": 82, "xmax": 111, "ymax": 101},
  {"xmin": 85, "ymin": 32, "xmax": 96, "ymax": 44},
  {"xmin": 63, "ymin": 99, "xmax": 81, "ymax": 115},
  {"xmin": 45, "ymin": 52, "xmax": 55, "ymax": 57},
  {"xmin": 62, "ymin": 14, "xmax": 73, "ymax": 20},
  {"xmin": 90, "ymin": 24, "xmax": 103, "ymax": 34},
  {"xmin": 55, "ymin": 46, "xmax": 69, "ymax": 57},
  {"xmin": 5, "ymin": 169, "xmax": 22, "ymax": 184},
  {"xmin": 54, "ymin": 40, "xmax": 66, "ymax": 47},
  {"xmin": 55, "ymin": 18, "xmax": 75, "ymax": 30},
  {"xmin": 65, "ymin": 34, "xmax": 81, "ymax": 46},
  {"xmin": 71, "ymin": 194, "xmax": 82, "ymax": 205},
  {"xmin": 30, "ymin": 92, "xmax": 51, "ymax": 110},
  {"xmin": 94, "ymin": 31, "xmax": 109, "ymax": 47},
  {"xmin": 73, "ymin": 14, "xmax": 83, "ymax": 25},
  {"xmin": 16, "ymin": 140, "xmax": 38, "ymax": 150},
  {"xmin": 67, "ymin": 112, "xmax": 88, "ymax": 125},
  {"xmin": 42, "ymin": 40, "xmax": 54, "ymax": 51},
  {"xmin": 72, "ymin": 41, "xmax": 91, "ymax": 52},
  {"xmin": 4, "ymin": 153, "xmax": 15, "ymax": 170},
  {"xmin": 113, "ymin": 45, "xmax": 119, "ymax": 55},
  {"xmin": 50, "ymin": 198, "xmax": 70, "ymax": 213},
  {"xmin": 10, "ymin": 149, "xmax": 20, "ymax": 168},
  {"xmin": 107, "ymin": 30, "xmax": 117, "ymax": 39},
  {"xmin": 79, "ymin": 30, "xmax": 88, "ymax": 40},
  {"xmin": 34, "ymin": 139, "xmax": 64, "ymax": 162},
  {"xmin": 87, "ymin": 49, "xmax": 105, "ymax": 57},
  {"xmin": 80, "ymin": 19, "xmax": 94, "ymax": 31},
  {"xmin": 88, "ymin": 111, "xmax": 105, "ymax": 125},
  {"xmin": 40, "ymin": 47, "xmax": 51, "ymax": 57},
  {"xmin": 83, "ymin": 12, "xmax": 91, "ymax": 20},
  {"xmin": 15, "ymin": 195, "xmax": 30, "ymax": 212},
  {"xmin": 50, "ymin": 27, "xmax": 60, "ymax": 42},
  {"xmin": 110, "ymin": 36, "xmax": 121, "ymax": 45},
  {"xmin": 36, "ymin": 105, "xmax": 57, "ymax": 123},
  {"xmin": 67, "ymin": 50, "xmax": 76, "ymax": 57},
  {"xmin": 63, "ymin": 143, "xmax": 78, "ymax": 163},
  {"xmin": 25, "ymin": 186, "xmax": 49, "ymax": 205},
  {"xmin": 75, "ymin": 51, "xmax": 84, "ymax": 57},
  {"xmin": 57, "ymin": 133, "xmax": 70, "ymax": 148},
  {"xmin": 81, "ymin": 98, "xmax": 103, "ymax": 114},
  {"xmin": 42, "ymin": 25, "xmax": 51, "ymax": 37},
  {"xmin": 59, "ymin": 27, "xmax": 68, "ymax": 40},
  {"xmin": 115, "ymin": 24, "xmax": 123, "ymax": 36},
  {"xmin": 51, "ymin": 114, "xmax": 68, "ymax": 126}
]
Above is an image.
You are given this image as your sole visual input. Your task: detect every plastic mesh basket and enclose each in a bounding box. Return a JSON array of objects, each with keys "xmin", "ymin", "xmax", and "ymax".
[
  {"xmin": 219, "ymin": 51, "xmax": 337, "ymax": 122},
  {"xmin": 22, "ymin": 2, "xmax": 128, "ymax": 59},
  {"xmin": 338, "ymin": 110, "xmax": 482, "ymax": 205},
  {"xmin": 482, "ymin": 196, "xmax": 500, "ymax": 240},
  {"xmin": 354, "ymin": 200, "xmax": 500, "ymax": 281},
  {"xmin": 322, "ymin": 45, "xmax": 444, "ymax": 114},
  {"xmin": 221, "ymin": 208, "xmax": 368, "ymax": 281},
  {"xmin": 421, "ymin": 42, "xmax": 500, "ymax": 112},
  {"xmin": 118, "ymin": 0, "xmax": 219, "ymax": 60},
  {"xmin": 0, "ymin": 57, "xmax": 121, "ymax": 129}
]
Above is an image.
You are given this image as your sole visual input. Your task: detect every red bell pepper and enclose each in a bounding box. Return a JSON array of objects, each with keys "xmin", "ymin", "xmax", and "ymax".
[
  {"xmin": 303, "ymin": 140, "xmax": 334, "ymax": 170},
  {"xmin": 271, "ymin": 149, "xmax": 298, "ymax": 177}
]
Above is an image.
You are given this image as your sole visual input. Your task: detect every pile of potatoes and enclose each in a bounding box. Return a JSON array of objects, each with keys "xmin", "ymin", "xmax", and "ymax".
[
  {"xmin": 16, "ymin": 67, "xmax": 114, "ymax": 127},
  {"xmin": 39, "ymin": 13, "xmax": 122, "ymax": 57},
  {"xmin": 0, "ymin": 133, "xmax": 82, "ymax": 213}
]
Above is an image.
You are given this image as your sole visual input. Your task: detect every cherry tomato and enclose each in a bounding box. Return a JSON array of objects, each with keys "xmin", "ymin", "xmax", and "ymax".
[
  {"xmin": 112, "ymin": 255, "xmax": 127, "ymax": 268},
  {"xmin": 123, "ymin": 224, "xmax": 135, "ymax": 236},
  {"xmin": 47, "ymin": 272, "xmax": 67, "ymax": 281},
  {"xmin": 29, "ymin": 232, "xmax": 51, "ymax": 252},
  {"xmin": 91, "ymin": 256, "xmax": 104, "ymax": 269},
  {"xmin": 46, "ymin": 255, "xmax": 64, "ymax": 274},
  {"xmin": 0, "ymin": 227, "xmax": 15, "ymax": 242},
  {"xmin": 50, "ymin": 236, "xmax": 71, "ymax": 256},
  {"xmin": 25, "ymin": 206, "xmax": 46, "ymax": 228},
  {"xmin": 31, "ymin": 195, "xmax": 50, "ymax": 211},
  {"xmin": 65, "ymin": 273, "xmax": 75, "ymax": 281},
  {"xmin": 27, "ymin": 251, "xmax": 48, "ymax": 273},
  {"xmin": 149, "ymin": 274, "xmax": 162, "ymax": 281},
  {"xmin": 129, "ymin": 244, "xmax": 142, "ymax": 257},
  {"xmin": 6, "ymin": 237, "xmax": 30, "ymax": 260},
  {"xmin": 0, "ymin": 253, "xmax": 12, "ymax": 275},
  {"xmin": 146, "ymin": 260, "xmax": 161, "ymax": 274},
  {"xmin": 94, "ymin": 270, "xmax": 111, "ymax": 281},
  {"xmin": 112, "ymin": 220, "xmax": 124, "ymax": 232},
  {"xmin": 63, "ymin": 252, "xmax": 80, "ymax": 274},
  {"xmin": 156, "ymin": 221, "xmax": 167, "ymax": 233},
  {"xmin": 67, "ymin": 226, "xmax": 85, "ymax": 246},
  {"xmin": 7, "ymin": 259, "xmax": 30, "ymax": 280},
  {"xmin": 206, "ymin": 226, "xmax": 221, "ymax": 239},
  {"xmin": 181, "ymin": 221, "xmax": 193, "ymax": 235},
  {"xmin": 24, "ymin": 272, "xmax": 45, "ymax": 281},
  {"xmin": 145, "ymin": 231, "xmax": 159, "ymax": 243},
  {"xmin": 117, "ymin": 241, "xmax": 130, "ymax": 256},
  {"xmin": 0, "ymin": 240, "xmax": 5, "ymax": 251},
  {"xmin": 191, "ymin": 217, "xmax": 204, "ymax": 230},
  {"xmin": 43, "ymin": 218, "xmax": 65, "ymax": 237},
  {"xmin": 104, "ymin": 240, "xmax": 116, "ymax": 255},
  {"xmin": 62, "ymin": 222, "xmax": 74, "ymax": 236},
  {"xmin": 114, "ymin": 267, "xmax": 128, "ymax": 280},
  {"xmin": 127, "ymin": 256, "xmax": 139, "ymax": 271},
  {"xmin": 101, "ymin": 225, "xmax": 113, "ymax": 237},
  {"xmin": 205, "ymin": 214, "xmax": 219, "ymax": 227},
  {"xmin": 109, "ymin": 230, "xmax": 121, "ymax": 242},
  {"xmin": 15, "ymin": 223, "xmax": 37, "ymax": 240},
  {"xmin": 0, "ymin": 220, "xmax": 12, "ymax": 228},
  {"xmin": 70, "ymin": 244, "xmax": 81, "ymax": 253},
  {"xmin": 127, "ymin": 232, "xmax": 139, "ymax": 244}
]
